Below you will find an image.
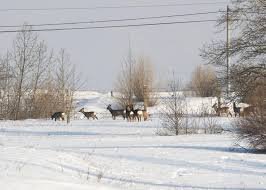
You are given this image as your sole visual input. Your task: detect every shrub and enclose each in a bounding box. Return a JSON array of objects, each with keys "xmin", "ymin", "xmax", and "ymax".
[{"xmin": 235, "ymin": 112, "xmax": 266, "ymax": 151}]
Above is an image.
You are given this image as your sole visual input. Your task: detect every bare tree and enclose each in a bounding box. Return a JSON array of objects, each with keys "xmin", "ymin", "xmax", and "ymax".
[
  {"xmin": 28, "ymin": 40, "xmax": 53, "ymax": 118},
  {"xmin": 56, "ymin": 49, "xmax": 69, "ymax": 111},
  {"xmin": 38, "ymin": 49, "xmax": 59, "ymax": 118},
  {"xmin": 159, "ymin": 74, "xmax": 185, "ymax": 135},
  {"xmin": 190, "ymin": 65, "xmax": 220, "ymax": 97},
  {"xmin": 201, "ymin": 0, "xmax": 265, "ymax": 99},
  {"xmin": 133, "ymin": 56, "xmax": 156, "ymax": 106},
  {"xmin": 115, "ymin": 54, "xmax": 156, "ymax": 107},
  {"xmin": 230, "ymin": 64, "xmax": 266, "ymax": 102},
  {"xmin": 0, "ymin": 25, "xmax": 82, "ymax": 120},
  {"xmin": 0, "ymin": 52, "xmax": 13, "ymax": 119},
  {"xmin": 55, "ymin": 49, "xmax": 77, "ymax": 123},
  {"xmin": 12, "ymin": 25, "xmax": 38, "ymax": 119},
  {"xmin": 115, "ymin": 65, "xmax": 133, "ymax": 106}
]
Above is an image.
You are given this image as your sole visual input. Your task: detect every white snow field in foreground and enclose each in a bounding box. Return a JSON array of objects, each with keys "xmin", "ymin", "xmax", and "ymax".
[
  {"xmin": 0, "ymin": 91, "xmax": 266, "ymax": 190},
  {"xmin": 0, "ymin": 120, "xmax": 266, "ymax": 190}
]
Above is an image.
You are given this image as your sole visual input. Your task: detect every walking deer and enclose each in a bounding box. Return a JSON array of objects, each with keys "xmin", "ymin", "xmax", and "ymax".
[
  {"xmin": 212, "ymin": 103, "xmax": 232, "ymax": 117},
  {"xmin": 107, "ymin": 104, "xmax": 126, "ymax": 120},
  {"xmin": 79, "ymin": 108, "xmax": 98, "ymax": 120}
]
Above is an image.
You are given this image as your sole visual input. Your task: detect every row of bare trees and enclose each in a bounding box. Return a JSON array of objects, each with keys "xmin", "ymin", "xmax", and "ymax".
[{"xmin": 0, "ymin": 25, "xmax": 78, "ymax": 120}]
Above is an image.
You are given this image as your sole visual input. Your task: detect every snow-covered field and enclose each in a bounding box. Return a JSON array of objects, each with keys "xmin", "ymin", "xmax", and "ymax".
[{"xmin": 0, "ymin": 91, "xmax": 265, "ymax": 190}]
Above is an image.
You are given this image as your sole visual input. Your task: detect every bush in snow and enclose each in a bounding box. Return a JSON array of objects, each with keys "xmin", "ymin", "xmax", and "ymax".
[
  {"xmin": 235, "ymin": 109, "xmax": 266, "ymax": 151},
  {"xmin": 159, "ymin": 77, "xmax": 186, "ymax": 136},
  {"xmin": 202, "ymin": 116, "xmax": 223, "ymax": 134}
]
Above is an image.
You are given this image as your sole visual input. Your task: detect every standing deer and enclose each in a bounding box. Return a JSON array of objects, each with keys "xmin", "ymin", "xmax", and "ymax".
[
  {"xmin": 51, "ymin": 112, "xmax": 65, "ymax": 121},
  {"xmin": 107, "ymin": 104, "xmax": 126, "ymax": 120},
  {"xmin": 132, "ymin": 109, "xmax": 143, "ymax": 122},
  {"xmin": 212, "ymin": 103, "xmax": 232, "ymax": 117},
  {"xmin": 125, "ymin": 104, "xmax": 134, "ymax": 121},
  {"xmin": 243, "ymin": 105, "xmax": 255, "ymax": 117},
  {"xmin": 134, "ymin": 109, "xmax": 149, "ymax": 121},
  {"xmin": 233, "ymin": 102, "xmax": 241, "ymax": 117},
  {"xmin": 79, "ymin": 108, "xmax": 98, "ymax": 120},
  {"xmin": 124, "ymin": 103, "xmax": 150, "ymax": 122},
  {"xmin": 142, "ymin": 110, "xmax": 149, "ymax": 121}
]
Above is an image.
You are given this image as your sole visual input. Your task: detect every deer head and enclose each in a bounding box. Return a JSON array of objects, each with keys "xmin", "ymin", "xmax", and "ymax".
[
  {"xmin": 107, "ymin": 104, "xmax": 111, "ymax": 110},
  {"xmin": 126, "ymin": 104, "xmax": 133, "ymax": 112}
]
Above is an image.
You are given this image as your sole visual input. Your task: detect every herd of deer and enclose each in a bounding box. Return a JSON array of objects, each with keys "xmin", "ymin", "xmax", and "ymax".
[
  {"xmin": 107, "ymin": 104, "xmax": 149, "ymax": 122},
  {"xmin": 51, "ymin": 104, "xmax": 149, "ymax": 122},
  {"xmin": 212, "ymin": 102, "xmax": 255, "ymax": 117},
  {"xmin": 51, "ymin": 101, "xmax": 255, "ymax": 121}
]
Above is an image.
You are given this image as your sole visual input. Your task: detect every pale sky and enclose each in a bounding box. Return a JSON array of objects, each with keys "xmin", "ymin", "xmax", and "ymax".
[{"xmin": 0, "ymin": 0, "xmax": 230, "ymax": 90}]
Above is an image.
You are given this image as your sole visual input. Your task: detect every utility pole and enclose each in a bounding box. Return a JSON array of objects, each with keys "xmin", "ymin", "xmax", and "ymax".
[{"xmin": 226, "ymin": 5, "xmax": 230, "ymax": 97}]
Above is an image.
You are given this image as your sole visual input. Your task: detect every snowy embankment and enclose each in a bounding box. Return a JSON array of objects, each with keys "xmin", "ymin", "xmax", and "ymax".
[{"xmin": 0, "ymin": 91, "xmax": 265, "ymax": 190}]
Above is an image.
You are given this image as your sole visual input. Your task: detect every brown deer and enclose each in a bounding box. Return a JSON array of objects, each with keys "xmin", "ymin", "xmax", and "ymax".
[
  {"xmin": 132, "ymin": 109, "xmax": 143, "ymax": 122},
  {"xmin": 79, "ymin": 108, "xmax": 98, "ymax": 120},
  {"xmin": 135, "ymin": 109, "xmax": 149, "ymax": 121},
  {"xmin": 212, "ymin": 103, "xmax": 232, "ymax": 117},
  {"xmin": 243, "ymin": 105, "xmax": 256, "ymax": 117},
  {"xmin": 142, "ymin": 110, "xmax": 149, "ymax": 121},
  {"xmin": 126, "ymin": 104, "xmax": 144, "ymax": 122}
]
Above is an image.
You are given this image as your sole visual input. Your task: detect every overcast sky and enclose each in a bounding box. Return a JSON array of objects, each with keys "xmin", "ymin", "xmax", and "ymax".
[{"xmin": 0, "ymin": 0, "xmax": 230, "ymax": 91}]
